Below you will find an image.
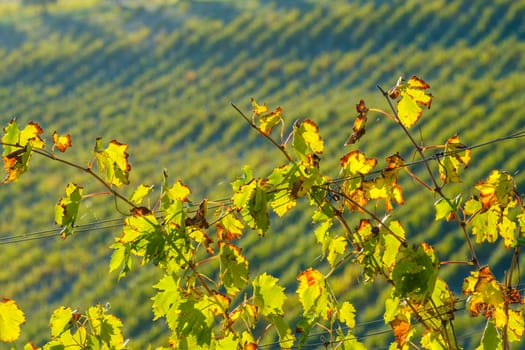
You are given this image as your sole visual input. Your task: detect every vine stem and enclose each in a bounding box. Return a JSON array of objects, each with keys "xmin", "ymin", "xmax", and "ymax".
[{"xmin": 231, "ymin": 102, "xmax": 294, "ymax": 162}]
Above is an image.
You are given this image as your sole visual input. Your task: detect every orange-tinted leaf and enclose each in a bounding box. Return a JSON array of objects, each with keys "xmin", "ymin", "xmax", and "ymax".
[
  {"xmin": 391, "ymin": 317, "xmax": 411, "ymax": 348},
  {"xmin": 217, "ymin": 212, "xmax": 244, "ymax": 241},
  {"xmin": 476, "ymin": 170, "xmax": 514, "ymax": 210},
  {"xmin": 52, "ymin": 131, "xmax": 72, "ymax": 152},
  {"xmin": 297, "ymin": 268, "xmax": 332, "ymax": 320},
  {"xmin": 344, "ymin": 99, "xmax": 369, "ymax": 145}
]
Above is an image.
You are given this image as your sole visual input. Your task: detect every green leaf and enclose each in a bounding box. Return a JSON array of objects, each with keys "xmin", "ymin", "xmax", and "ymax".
[
  {"xmin": 339, "ymin": 301, "xmax": 356, "ymax": 329},
  {"xmin": 176, "ymin": 299, "xmax": 213, "ymax": 347},
  {"xmin": 476, "ymin": 320, "xmax": 502, "ymax": 350},
  {"xmin": 296, "ymin": 268, "xmax": 332, "ymax": 320},
  {"xmin": 267, "ymin": 314, "xmax": 295, "ymax": 350},
  {"xmin": 94, "ymin": 138, "xmax": 131, "ymax": 187},
  {"xmin": 434, "ymin": 195, "xmax": 461, "ymax": 221},
  {"xmin": 86, "ymin": 304, "xmax": 125, "ymax": 348},
  {"xmin": 219, "ymin": 243, "xmax": 249, "ymax": 296},
  {"xmin": 129, "ymin": 184, "xmax": 154, "ymax": 206},
  {"xmin": 252, "ymin": 273, "xmax": 287, "ymax": 316},
  {"xmin": 382, "ymin": 220, "xmax": 406, "ymax": 273},
  {"xmin": 55, "ymin": 183, "xmax": 83, "ymax": 238},
  {"xmin": 0, "ymin": 298, "xmax": 26, "ymax": 342},
  {"xmin": 50, "ymin": 306, "xmax": 73, "ymax": 338},
  {"xmin": 392, "ymin": 243, "xmax": 438, "ymax": 304},
  {"xmin": 214, "ymin": 333, "xmax": 239, "ymax": 350}
]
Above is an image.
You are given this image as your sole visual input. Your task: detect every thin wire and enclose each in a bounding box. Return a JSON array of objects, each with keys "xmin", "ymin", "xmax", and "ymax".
[{"xmin": 1, "ymin": 129, "xmax": 524, "ymax": 245}]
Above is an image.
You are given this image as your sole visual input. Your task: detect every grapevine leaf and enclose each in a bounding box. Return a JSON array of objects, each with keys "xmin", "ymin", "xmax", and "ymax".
[
  {"xmin": 108, "ymin": 242, "xmax": 130, "ymax": 277},
  {"xmin": 259, "ymin": 106, "xmax": 283, "ymax": 135},
  {"xmin": 353, "ymin": 219, "xmax": 382, "ymax": 279},
  {"xmin": 52, "ymin": 132, "xmax": 72, "ymax": 153},
  {"xmin": 219, "ymin": 242, "xmax": 249, "ymax": 296},
  {"xmin": 251, "ymin": 98, "xmax": 268, "ymax": 115},
  {"xmin": 396, "ymin": 76, "xmax": 432, "ymax": 128},
  {"xmin": 339, "ymin": 301, "xmax": 356, "ymax": 329},
  {"xmin": 0, "ymin": 298, "xmax": 25, "ymax": 342},
  {"xmin": 94, "ymin": 138, "xmax": 131, "ymax": 187},
  {"xmin": 232, "ymin": 179, "xmax": 269, "ymax": 235},
  {"xmin": 176, "ymin": 299, "xmax": 214, "ymax": 347},
  {"xmin": 344, "ymin": 99, "xmax": 369, "ymax": 145},
  {"xmin": 476, "ymin": 170, "xmax": 515, "ymax": 209},
  {"xmin": 55, "ymin": 183, "xmax": 83, "ymax": 238},
  {"xmin": 166, "ymin": 180, "xmax": 191, "ymax": 203},
  {"xmin": 267, "ymin": 163, "xmax": 299, "ymax": 217},
  {"xmin": 364, "ymin": 153, "xmax": 405, "ymax": 211},
  {"xmin": 507, "ymin": 309, "xmax": 525, "ymax": 342},
  {"xmin": 252, "ymin": 273, "xmax": 286, "ymax": 316},
  {"xmin": 392, "ymin": 243, "xmax": 438, "ymax": 304},
  {"xmin": 49, "ymin": 306, "xmax": 74, "ymax": 338},
  {"xmin": 267, "ymin": 314, "xmax": 295, "ymax": 350},
  {"xmin": 86, "ymin": 304, "xmax": 125, "ymax": 347},
  {"xmin": 340, "ymin": 150, "xmax": 377, "ymax": 175},
  {"xmin": 326, "ymin": 236, "xmax": 347, "ymax": 266},
  {"xmin": 151, "ymin": 274, "xmax": 182, "ymax": 325},
  {"xmin": 391, "ymin": 317, "xmax": 412, "ymax": 348},
  {"xmin": 215, "ymin": 333, "xmax": 239, "ymax": 350},
  {"xmin": 421, "ymin": 330, "xmax": 448, "ymax": 350},
  {"xmin": 2, "ymin": 120, "xmax": 44, "ymax": 183},
  {"xmin": 297, "ymin": 268, "xmax": 332, "ymax": 319},
  {"xmin": 477, "ymin": 320, "xmax": 502, "ymax": 350},
  {"xmin": 434, "ymin": 194, "xmax": 461, "ymax": 221},
  {"xmin": 462, "ymin": 266, "xmax": 506, "ymax": 327},
  {"xmin": 439, "ymin": 135, "xmax": 471, "ymax": 183},
  {"xmin": 339, "ymin": 151, "xmax": 376, "ymax": 210},
  {"xmin": 129, "ymin": 184, "xmax": 154, "ymax": 206},
  {"xmin": 382, "ymin": 220, "xmax": 406, "ymax": 273},
  {"xmin": 293, "ymin": 119, "xmax": 324, "ymax": 158},
  {"xmin": 217, "ymin": 212, "xmax": 244, "ymax": 241}
]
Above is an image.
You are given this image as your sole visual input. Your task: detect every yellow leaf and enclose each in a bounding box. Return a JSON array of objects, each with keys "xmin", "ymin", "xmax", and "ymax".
[
  {"xmin": 0, "ymin": 298, "xmax": 26, "ymax": 342},
  {"xmin": 396, "ymin": 76, "xmax": 432, "ymax": 128},
  {"xmin": 340, "ymin": 150, "xmax": 377, "ymax": 175},
  {"xmin": 251, "ymin": 98, "xmax": 269, "ymax": 115}
]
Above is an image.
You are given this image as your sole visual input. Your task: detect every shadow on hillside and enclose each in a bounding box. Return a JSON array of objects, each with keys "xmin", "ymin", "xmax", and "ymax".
[{"xmin": 0, "ymin": 23, "xmax": 27, "ymax": 51}]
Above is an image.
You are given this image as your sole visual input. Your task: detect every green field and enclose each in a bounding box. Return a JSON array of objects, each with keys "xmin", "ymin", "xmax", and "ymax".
[{"xmin": 1, "ymin": 0, "xmax": 525, "ymax": 348}]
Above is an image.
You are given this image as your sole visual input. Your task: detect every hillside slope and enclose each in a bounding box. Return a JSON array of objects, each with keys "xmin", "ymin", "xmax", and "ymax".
[{"xmin": 1, "ymin": 0, "xmax": 525, "ymax": 348}]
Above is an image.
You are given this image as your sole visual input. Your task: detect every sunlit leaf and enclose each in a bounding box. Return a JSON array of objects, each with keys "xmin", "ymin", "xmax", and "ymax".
[
  {"xmin": 463, "ymin": 266, "xmax": 507, "ymax": 328},
  {"xmin": 251, "ymin": 98, "xmax": 268, "ymax": 116},
  {"xmin": 434, "ymin": 195, "xmax": 461, "ymax": 221},
  {"xmin": 129, "ymin": 184, "xmax": 154, "ymax": 206},
  {"xmin": 2, "ymin": 120, "xmax": 45, "ymax": 183},
  {"xmin": 259, "ymin": 106, "xmax": 283, "ymax": 135},
  {"xmin": 297, "ymin": 268, "xmax": 332, "ymax": 320},
  {"xmin": 293, "ymin": 119, "xmax": 324, "ymax": 158},
  {"xmin": 267, "ymin": 314, "xmax": 295, "ymax": 350},
  {"xmin": 340, "ymin": 150, "xmax": 377, "ymax": 176},
  {"xmin": 396, "ymin": 76, "xmax": 432, "ymax": 128},
  {"xmin": 217, "ymin": 212, "xmax": 244, "ymax": 241},
  {"xmin": 55, "ymin": 183, "xmax": 83, "ymax": 238},
  {"xmin": 52, "ymin": 131, "xmax": 72, "ymax": 153},
  {"xmin": 0, "ymin": 298, "xmax": 25, "ymax": 342},
  {"xmin": 339, "ymin": 302, "xmax": 356, "ymax": 329},
  {"xmin": 49, "ymin": 306, "xmax": 74, "ymax": 338},
  {"xmin": 253, "ymin": 273, "xmax": 287, "ymax": 316},
  {"xmin": 438, "ymin": 135, "xmax": 471, "ymax": 183},
  {"xmin": 220, "ymin": 242, "xmax": 249, "ymax": 296},
  {"xmin": 86, "ymin": 304, "xmax": 125, "ymax": 348},
  {"xmin": 151, "ymin": 274, "xmax": 182, "ymax": 323},
  {"xmin": 94, "ymin": 138, "xmax": 131, "ymax": 187}
]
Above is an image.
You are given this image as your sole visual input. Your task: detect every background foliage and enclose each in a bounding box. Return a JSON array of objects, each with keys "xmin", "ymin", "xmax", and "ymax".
[{"xmin": 1, "ymin": 0, "xmax": 525, "ymax": 348}]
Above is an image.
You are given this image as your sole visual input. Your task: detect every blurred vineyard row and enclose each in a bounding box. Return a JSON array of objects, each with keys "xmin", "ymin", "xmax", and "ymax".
[{"xmin": 1, "ymin": 0, "xmax": 525, "ymax": 347}]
